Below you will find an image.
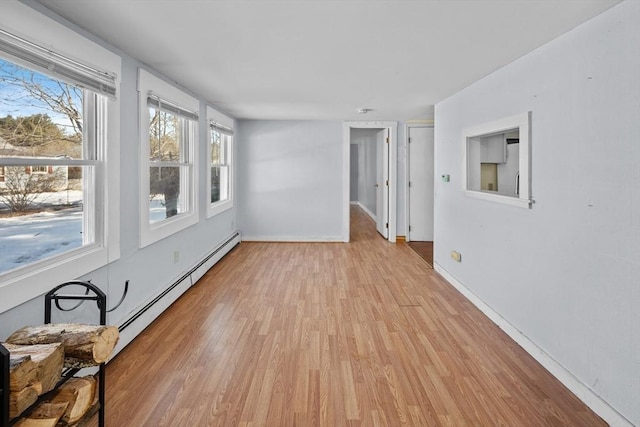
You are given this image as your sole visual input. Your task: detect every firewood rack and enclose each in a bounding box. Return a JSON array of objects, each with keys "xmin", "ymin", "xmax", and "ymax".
[{"xmin": 0, "ymin": 281, "xmax": 107, "ymax": 427}]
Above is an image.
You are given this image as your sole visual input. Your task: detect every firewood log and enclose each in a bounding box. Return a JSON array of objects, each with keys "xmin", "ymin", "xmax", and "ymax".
[
  {"xmin": 13, "ymin": 402, "xmax": 69, "ymax": 427},
  {"xmin": 9, "ymin": 383, "xmax": 40, "ymax": 418},
  {"xmin": 48, "ymin": 376, "xmax": 97, "ymax": 425},
  {"xmin": 3, "ymin": 343, "xmax": 64, "ymax": 393},
  {"xmin": 6, "ymin": 324, "xmax": 119, "ymax": 366},
  {"xmin": 9, "ymin": 354, "xmax": 37, "ymax": 391}
]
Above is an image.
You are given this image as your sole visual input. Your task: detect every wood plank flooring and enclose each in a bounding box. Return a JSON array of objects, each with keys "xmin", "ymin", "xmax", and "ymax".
[
  {"xmin": 92, "ymin": 206, "xmax": 606, "ymax": 426},
  {"xmin": 406, "ymin": 241, "xmax": 433, "ymax": 268}
]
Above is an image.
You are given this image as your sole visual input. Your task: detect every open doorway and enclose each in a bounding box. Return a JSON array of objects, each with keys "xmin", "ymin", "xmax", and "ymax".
[{"xmin": 343, "ymin": 121, "xmax": 397, "ymax": 243}]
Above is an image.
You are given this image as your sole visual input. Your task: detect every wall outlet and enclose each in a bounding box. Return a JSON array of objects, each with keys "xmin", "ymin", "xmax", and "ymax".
[
  {"xmin": 451, "ymin": 251, "xmax": 462, "ymax": 262},
  {"xmin": 442, "ymin": 174, "xmax": 450, "ymax": 182},
  {"xmin": 173, "ymin": 251, "xmax": 179, "ymax": 263}
]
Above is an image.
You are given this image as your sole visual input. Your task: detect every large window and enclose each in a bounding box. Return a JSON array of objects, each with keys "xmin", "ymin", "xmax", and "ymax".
[
  {"xmin": 138, "ymin": 69, "xmax": 198, "ymax": 247},
  {"xmin": 207, "ymin": 106, "xmax": 233, "ymax": 218},
  {"xmin": 0, "ymin": 3, "xmax": 120, "ymax": 313}
]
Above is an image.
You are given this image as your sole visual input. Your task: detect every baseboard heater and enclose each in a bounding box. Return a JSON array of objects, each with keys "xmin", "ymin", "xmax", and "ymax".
[{"xmin": 113, "ymin": 232, "xmax": 241, "ymax": 355}]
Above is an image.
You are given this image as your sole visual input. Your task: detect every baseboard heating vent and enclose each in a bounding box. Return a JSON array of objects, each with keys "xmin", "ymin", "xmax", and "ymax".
[{"xmin": 113, "ymin": 232, "xmax": 241, "ymax": 355}]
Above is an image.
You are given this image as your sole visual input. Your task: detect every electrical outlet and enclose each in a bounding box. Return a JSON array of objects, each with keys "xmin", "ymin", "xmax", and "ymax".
[
  {"xmin": 442, "ymin": 174, "xmax": 450, "ymax": 182},
  {"xmin": 451, "ymin": 251, "xmax": 462, "ymax": 262},
  {"xmin": 173, "ymin": 251, "xmax": 179, "ymax": 263}
]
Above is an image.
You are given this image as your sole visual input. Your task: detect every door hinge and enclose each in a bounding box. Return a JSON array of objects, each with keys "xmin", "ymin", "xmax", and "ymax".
[
  {"xmin": 408, "ymin": 137, "xmax": 411, "ymax": 143},
  {"xmin": 385, "ymin": 223, "xmax": 389, "ymax": 229},
  {"xmin": 386, "ymin": 137, "xmax": 389, "ymax": 143},
  {"xmin": 409, "ymin": 225, "xmax": 412, "ymax": 231},
  {"xmin": 408, "ymin": 181, "xmax": 411, "ymax": 188},
  {"xmin": 385, "ymin": 180, "xmax": 389, "ymax": 186}
]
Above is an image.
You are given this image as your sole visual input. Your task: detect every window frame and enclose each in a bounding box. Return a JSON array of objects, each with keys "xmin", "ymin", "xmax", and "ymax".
[
  {"xmin": 0, "ymin": 0, "xmax": 120, "ymax": 314},
  {"xmin": 138, "ymin": 69, "xmax": 199, "ymax": 247},
  {"xmin": 461, "ymin": 112, "xmax": 533, "ymax": 209},
  {"xmin": 206, "ymin": 106, "xmax": 234, "ymax": 218}
]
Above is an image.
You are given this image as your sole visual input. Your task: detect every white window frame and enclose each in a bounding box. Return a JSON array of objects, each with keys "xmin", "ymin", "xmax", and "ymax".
[
  {"xmin": 0, "ymin": 0, "xmax": 121, "ymax": 314},
  {"xmin": 461, "ymin": 112, "xmax": 533, "ymax": 209},
  {"xmin": 206, "ymin": 106, "xmax": 233, "ymax": 218},
  {"xmin": 138, "ymin": 69, "xmax": 199, "ymax": 247}
]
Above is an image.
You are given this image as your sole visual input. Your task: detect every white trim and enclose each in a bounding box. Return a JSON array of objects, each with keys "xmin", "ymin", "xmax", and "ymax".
[
  {"xmin": 242, "ymin": 235, "xmax": 344, "ymax": 242},
  {"xmin": 138, "ymin": 68, "xmax": 199, "ymax": 248},
  {"xmin": 461, "ymin": 112, "xmax": 532, "ymax": 208},
  {"xmin": 434, "ymin": 262, "xmax": 635, "ymax": 427},
  {"xmin": 343, "ymin": 121, "xmax": 397, "ymax": 243}
]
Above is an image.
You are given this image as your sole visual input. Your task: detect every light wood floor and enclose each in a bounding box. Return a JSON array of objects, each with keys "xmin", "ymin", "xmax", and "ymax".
[{"xmin": 93, "ymin": 206, "xmax": 606, "ymax": 426}]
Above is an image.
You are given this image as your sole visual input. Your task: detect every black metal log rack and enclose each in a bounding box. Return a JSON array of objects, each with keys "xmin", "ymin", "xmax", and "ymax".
[{"xmin": 0, "ymin": 281, "xmax": 107, "ymax": 427}]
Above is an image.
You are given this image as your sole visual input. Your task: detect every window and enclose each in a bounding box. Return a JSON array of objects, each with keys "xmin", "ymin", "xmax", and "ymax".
[
  {"xmin": 207, "ymin": 106, "xmax": 233, "ymax": 218},
  {"xmin": 138, "ymin": 69, "xmax": 199, "ymax": 247},
  {"xmin": 0, "ymin": 2, "xmax": 120, "ymax": 314},
  {"xmin": 461, "ymin": 112, "xmax": 532, "ymax": 208}
]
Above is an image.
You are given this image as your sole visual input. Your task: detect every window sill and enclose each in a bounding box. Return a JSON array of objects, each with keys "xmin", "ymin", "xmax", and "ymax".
[
  {"xmin": 0, "ymin": 244, "xmax": 115, "ymax": 314},
  {"xmin": 464, "ymin": 189, "xmax": 533, "ymax": 209},
  {"xmin": 206, "ymin": 200, "xmax": 233, "ymax": 219}
]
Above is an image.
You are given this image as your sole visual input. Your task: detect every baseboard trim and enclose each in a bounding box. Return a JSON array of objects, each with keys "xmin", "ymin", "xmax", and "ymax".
[
  {"xmin": 433, "ymin": 262, "xmax": 633, "ymax": 427},
  {"xmin": 396, "ymin": 236, "xmax": 406, "ymax": 244}
]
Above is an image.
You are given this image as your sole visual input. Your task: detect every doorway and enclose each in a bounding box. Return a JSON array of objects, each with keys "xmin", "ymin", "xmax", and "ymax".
[
  {"xmin": 343, "ymin": 121, "xmax": 397, "ymax": 243},
  {"xmin": 406, "ymin": 125, "xmax": 434, "ymax": 265}
]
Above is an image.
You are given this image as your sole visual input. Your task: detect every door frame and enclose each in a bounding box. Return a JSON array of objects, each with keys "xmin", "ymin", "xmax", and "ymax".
[
  {"xmin": 343, "ymin": 121, "xmax": 397, "ymax": 243},
  {"xmin": 405, "ymin": 124, "xmax": 434, "ymax": 242}
]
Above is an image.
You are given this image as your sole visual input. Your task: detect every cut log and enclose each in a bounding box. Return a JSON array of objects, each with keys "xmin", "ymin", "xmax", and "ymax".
[
  {"xmin": 6, "ymin": 324, "xmax": 119, "ymax": 366},
  {"xmin": 14, "ymin": 402, "xmax": 69, "ymax": 427},
  {"xmin": 9, "ymin": 383, "xmax": 40, "ymax": 419},
  {"xmin": 49, "ymin": 376, "xmax": 97, "ymax": 425},
  {"xmin": 9, "ymin": 354, "xmax": 37, "ymax": 391},
  {"xmin": 3, "ymin": 343, "xmax": 64, "ymax": 393}
]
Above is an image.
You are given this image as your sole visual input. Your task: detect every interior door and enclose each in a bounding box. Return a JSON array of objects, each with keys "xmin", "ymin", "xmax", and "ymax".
[
  {"xmin": 408, "ymin": 126, "xmax": 434, "ymax": 241},
  {"xmin": 376, "ymin": 129, "xmax": 389, "ymax": 238}
]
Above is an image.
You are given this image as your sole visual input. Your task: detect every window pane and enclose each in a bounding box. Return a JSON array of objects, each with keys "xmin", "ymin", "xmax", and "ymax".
[
  {"xmin": 149, "ymin": 107, "xmax": 182, "ymax": 162},
  {"xmin": 0, "ymin": 59, "xmax": 84, "ymax": 160},
  {"xmin": 209, "ymin": 129, "xmax": 229, "ymax": 205},
  {"xmin": 149, "ymin": 165, "xmax": 190, "ymax": 223},
  {"xmin": 0, "ymin": 165, "xmax": 92, "ymax": 275},
  {"xmin": 1, "ymin": 57, "xmax": 94, "ymax": 275}
]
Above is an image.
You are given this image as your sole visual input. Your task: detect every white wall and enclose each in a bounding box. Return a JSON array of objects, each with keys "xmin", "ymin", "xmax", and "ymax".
[
  {"xmin": 0, "ymin": 3, "xmax": 238, "ymax": 344},
  {"xmin": 434, "ymin": 1, "xmax": 639, "ymax": 425},
  {"xmin": 237, "ymin": 120, "xmax": 343, "ymax": 241}
]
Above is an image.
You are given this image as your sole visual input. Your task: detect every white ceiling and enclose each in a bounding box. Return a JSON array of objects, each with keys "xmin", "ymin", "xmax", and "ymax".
[{"xmin": 35, "ymin": 0, "xmax": 620, "ymax": 121}]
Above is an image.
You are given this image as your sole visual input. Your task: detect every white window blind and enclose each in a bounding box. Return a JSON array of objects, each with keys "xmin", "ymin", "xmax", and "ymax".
[
  {"xmin": 0, "ymin": 29, "xmax": 117, "ymax": 99},
  {"xmin": 148, "ymin": 93, "xmax": 199, "ymax": 121},
  {"xmin": 210, "ymin": 121, "xmax": 233, "ymax": 136}
]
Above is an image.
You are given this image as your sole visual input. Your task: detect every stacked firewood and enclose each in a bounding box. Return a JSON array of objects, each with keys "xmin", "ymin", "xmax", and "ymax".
[{"xmin": 3, "ymin": 324, "xmax": 119, "ymax": 426}]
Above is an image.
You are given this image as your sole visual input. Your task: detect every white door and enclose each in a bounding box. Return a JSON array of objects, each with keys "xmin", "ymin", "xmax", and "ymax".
[
  {"xmin": 408, "ymin": 126, "xmax": 434, "ymax": 241},
  {"xmin": 376, "ymin": 129, "xmax": 389, "ymax": 238}
]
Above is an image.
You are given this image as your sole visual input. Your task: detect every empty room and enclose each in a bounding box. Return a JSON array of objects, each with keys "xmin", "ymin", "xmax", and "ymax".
[{"xmin": 0, "ymin": 0, "xmax": 638, "ymax": 426}]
